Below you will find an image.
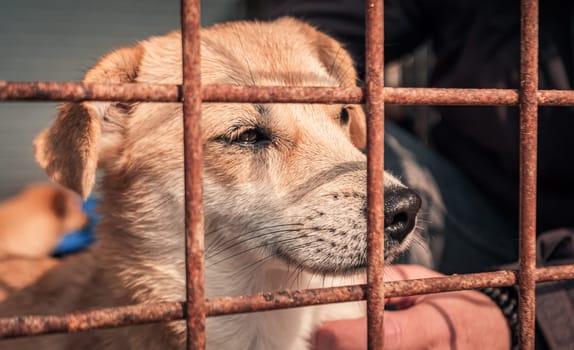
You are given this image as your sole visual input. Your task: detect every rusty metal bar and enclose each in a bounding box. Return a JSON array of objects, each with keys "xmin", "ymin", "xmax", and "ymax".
[
  {"xmin": 2, "ymin": 266, "xmax": 573, "ymax": 340},
  {"xmin": 203, "ymin": 85, "xmax": 364, "ymax": 104},
  {"xmin": 4, "ymin": 81, "xmax": 574, "ymax": 106},
  {"xmin": 365, "ymin": 0, "xmax": 385, "ymax": 349},
  {"xmin": 206, "ymin": 285, "xmax": 366, "ymax": 316},
  {"xmin": 0, "ymin": 302, "xmax": 185, "ymax": 339},
  {"xmin": 537, "ymin": 90, "xmax": 574, "ymax": 106},
  {"xmin": 518, "ymin": 0, "xmax": 539, "ymax": 348},
  {"xmin": 0, "ymin": 81, "xmax": 182, "ymax": 102},
  {"xmin": 385, "ymin": 87, "xmax": 518, "ymax": 105},
  {"xmin": 181, "ymin": 0, "xmax": 205, "ymax": 349}
]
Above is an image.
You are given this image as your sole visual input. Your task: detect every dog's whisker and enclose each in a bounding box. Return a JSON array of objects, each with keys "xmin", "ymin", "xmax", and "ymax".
[
  {"xmin": 206, "ymin": 227, "xmax": 305, "ymax": 261},
  {"xmin": 278, "ymin": 241, "xmax": 326, "ymax": 288},
  {"xmin": 234, "ymin": 30, "xmax": 256, "ymax": 86},
  {"xmin": 204, "ymin": 214, "xmax": 312, "ymax": 248},
  {"xmin": 328, "ymin": 46, "xmax": 343, "ymax": 81},
  {"xmin": 409, "ymin": 232, "xmax": 432, "ymax": 256},
  {"xmin": 207, "ymin": 235, "xmax": 305, "ymax": 268},
  {"xmin": 286, "ymin": 263, "xmax": 301, "ymax": 289},
  {"xmin": 297, "ymin": 266, "xmax": 305, "ymax": 289},
  {"xmin": 207, "ymin": 226, "xmax": 302, "ymax": 257},
  {"xmin": 206, "ymin": 223, "xmax": 304, "ymax": 257},
  {"xmin": 233, "ymin": 254, "xmax": 277, "ymax": 277},
  {"xmin": 205, "ymin": 219, "xmax": 302, "ymax": 250}
]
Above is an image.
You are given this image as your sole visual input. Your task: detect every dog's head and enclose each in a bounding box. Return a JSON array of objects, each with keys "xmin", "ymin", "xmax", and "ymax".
[{"xmin": 34, "ymin": 19, "xmax": 420, "ymax": 284}]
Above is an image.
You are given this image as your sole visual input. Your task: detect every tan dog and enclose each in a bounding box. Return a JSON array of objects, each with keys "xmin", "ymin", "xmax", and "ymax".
[
  {"xmin": 0, "ymin": 183, "xmax": 86, "ymax": 258},
  {"xmin": 0, "ymin": 18, "xmax": 421, "ymax": 350},
  {"xmin": 0, "ymin": 183, "xmax": 86, "ymax": 303}
]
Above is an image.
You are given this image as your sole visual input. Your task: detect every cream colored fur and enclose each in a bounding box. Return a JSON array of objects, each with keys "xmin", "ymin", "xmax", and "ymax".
[{"xmin": 0, "ymin": 18, "xmax": 414, "ymax": 350}]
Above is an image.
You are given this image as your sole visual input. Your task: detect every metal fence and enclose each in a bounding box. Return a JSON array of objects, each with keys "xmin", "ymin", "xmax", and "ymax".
[{"xmin": 0, "ymin": 0, "xmax": 574, "ymax": 349}]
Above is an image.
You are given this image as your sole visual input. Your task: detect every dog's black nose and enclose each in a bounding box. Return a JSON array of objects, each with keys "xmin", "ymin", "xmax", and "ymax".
[{"xmin": 384, "ymin": 188, "xmax": 421, "ymax": 243}]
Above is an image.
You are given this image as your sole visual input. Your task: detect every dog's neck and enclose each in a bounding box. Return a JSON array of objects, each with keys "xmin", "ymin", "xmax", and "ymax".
[
  {"xmin": 93, "ymin": 169, "xmax": 365, "ymax": 350},
  {"xmin": 96, "ymin": 210, "xmax": 363, "ymax": 349}
]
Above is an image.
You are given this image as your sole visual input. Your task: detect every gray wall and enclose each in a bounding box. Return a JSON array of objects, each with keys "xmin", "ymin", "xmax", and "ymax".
[{"xmin": 0, "ymin": 0, "xmax": 247, "ymax": 199}]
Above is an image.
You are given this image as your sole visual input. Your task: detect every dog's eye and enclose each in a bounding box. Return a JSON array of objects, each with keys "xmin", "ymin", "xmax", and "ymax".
[
  {"xmin": 339, "ymin": 108, "xmax": 350, "ymax": 125},
  {"xmin": 235, "ymin": 129, "xmax": 269, "ymax": 146}
]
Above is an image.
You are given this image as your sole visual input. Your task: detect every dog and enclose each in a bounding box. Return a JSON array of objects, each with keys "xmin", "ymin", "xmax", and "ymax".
[
  {"xmin": 0, "ymin": 183, "xmax": 86, "ymax": 303},
  {"xmin": 0, "ymin": 183, "xmax": 87, "ymax": 259},
  {"xmin": 0, "ymin": 18, "xmax": 421, "ymax": 350}
]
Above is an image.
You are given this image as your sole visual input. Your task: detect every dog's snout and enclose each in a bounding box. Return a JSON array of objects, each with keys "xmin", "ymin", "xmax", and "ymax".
[{"xmin": 384, "ymin": 188, "xmax": 421, "ymax": 243}]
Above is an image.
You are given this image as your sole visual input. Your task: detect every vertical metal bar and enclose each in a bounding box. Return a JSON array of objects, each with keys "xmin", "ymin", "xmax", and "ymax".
[
  {"xmin": 365, "ymin": 0, "xmax": 385, "ymax": 349},
  {"xmin": 181, "ymin": 0, "xmax": 206, "ymax": 349},
  {"xmin": 518, "ymin": 0, "xmax": 539, "ymax": 348}
]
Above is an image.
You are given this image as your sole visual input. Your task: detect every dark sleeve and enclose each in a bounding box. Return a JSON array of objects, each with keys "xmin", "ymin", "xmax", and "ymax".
[
  {"xmin": 498, "ymin": 229, "xmax": 574, "ymax": 349},
  {"xmin": 534, "ymin": 229, "xmax": 574, "ymax": 350},
  {"xmin": 252, "ymin": 0, "xmax": 429, "ymax": 77}
]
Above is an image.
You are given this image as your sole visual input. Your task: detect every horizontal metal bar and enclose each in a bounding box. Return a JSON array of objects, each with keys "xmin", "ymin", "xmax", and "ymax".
[
  {"xmin": 0, "ymin": 81, "xmax": 182, "ymax": 102},
  {"xmin": 2, "ymin": 81, "xmax": 574, "ymax": 106},
  {"xmin": 385, "ymin": 87, "xmax": 518, "ymax": 105},
  {"xmin": 207, "ymin": 284, "xmax": 366, "ymax": 316},
  {"xmin": 537, "ymin": 90, "xmax": 574, "ymax": 105},
  {"xmin": 203, "ymin": 85, "xmax": 364, "ymax": 104},
  {"xmin": 0, "ymin": 302, "xmax": 185, "ymax": 339},
  {"xmin": 1, "ymin": 265, "xmax": 572, "ymax": 339}
]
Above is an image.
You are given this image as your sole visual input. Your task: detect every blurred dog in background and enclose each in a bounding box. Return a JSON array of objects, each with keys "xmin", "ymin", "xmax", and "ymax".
[
  {"xmin": 0, "ymin": 183, "xmax": 86, "ymax": 258},
  {"xmin": 0, "ymin": 183, "xmax": 86, "ymax": 302}
]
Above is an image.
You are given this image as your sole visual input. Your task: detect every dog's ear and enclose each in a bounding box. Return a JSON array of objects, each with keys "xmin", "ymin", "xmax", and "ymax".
[
  {"xmin": 34, "ymin": 45, "xmax": 144, "ymax": 198},
  {"xmin": 346, "ymin": 105, "xmax": 367, "ymax": 150},
  {"xmin": 313, "ymin": 24, "xmax": 367, "ymax": 149},
  {"xmin": 280, "ymin": 18, "xmax": 367, "ymax": 149}
]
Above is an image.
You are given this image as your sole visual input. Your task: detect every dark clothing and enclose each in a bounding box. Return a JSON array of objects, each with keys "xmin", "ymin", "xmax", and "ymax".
[
  {"xmin": 257, "ymin": 0, "xmax": 574, "ymax": 233},
  {"xmin": 254, "ymin": 1, "xmax": 574, "ymax": 348}
]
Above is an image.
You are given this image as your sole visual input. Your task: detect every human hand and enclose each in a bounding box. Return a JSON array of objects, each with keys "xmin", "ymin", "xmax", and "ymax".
[{"xmin": 312, "ymin": 265, "xmax": 510, "ymax": 350}]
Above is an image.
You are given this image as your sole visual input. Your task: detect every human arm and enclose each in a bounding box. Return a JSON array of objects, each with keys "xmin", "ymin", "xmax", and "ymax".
[{"xmin": 312, "ymin": 264, "xmax": 511, "ymax": 350}]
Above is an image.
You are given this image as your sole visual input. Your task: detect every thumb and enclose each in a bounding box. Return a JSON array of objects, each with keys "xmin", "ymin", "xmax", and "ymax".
[
  {"xmin": 383, "ymin": 304, "xmax": 447, "ymax": 350},
  {"xmin": 312, "ymin": 306, "xmax": 447, "ymax": 350},
  {"xmin": 312, "ymin": 318, "xmax": 366, "ymax": 350}
]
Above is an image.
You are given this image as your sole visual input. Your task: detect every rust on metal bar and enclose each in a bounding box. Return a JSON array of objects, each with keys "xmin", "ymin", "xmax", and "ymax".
[
  {"xmin": 206, "ymin": 285, "xmax": 366, "ymax": 317},
  {"xmin": 0, "ymin": 81, "xmax": 182, "ymax": 102},
  {"xmin": 4, "ymin": 81, "xmax": 574, "ymax": 107},
  {"xmin": 1, "ymin": 266, "xmax": 573, "ymax": 339},
  {"xmin": 384, "ymin": 87, "xmax": 518, "ymax": 105},
  {"xmin": 536, "ymin": 89, "xmax": 574, "ymax": 106},
  {"xmin": 203, "ymin": 85, "xmax": 364, "ymax": 104},
  {"xmin": 181, "ymin": 0, "xmax": 205, "ymax": 349},
  {"xmin": 365, "ymin": 0, "xmax": 385, "ymax": 349},
  {"xmin": 534, "ymin": 264, "xmax": 574, "ymax": 282},
  {"xmin": 518, "ymin": 0, "xmax": 539, "ymax": 348},
  {"xmin": 0, "ymin": 302, "xmax": 185, "ymax": 339}
]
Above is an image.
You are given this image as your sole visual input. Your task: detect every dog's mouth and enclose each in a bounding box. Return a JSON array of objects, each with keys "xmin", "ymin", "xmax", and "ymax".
[
  {"xmin": 274, "ymin": 249, "xmax": 364, "ymax": 276},
  {"xmin": 273, "ymin": 243, "xmax": 408, "ymax": 276}
]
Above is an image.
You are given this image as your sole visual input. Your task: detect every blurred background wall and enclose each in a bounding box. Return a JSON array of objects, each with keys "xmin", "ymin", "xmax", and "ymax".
[
  {"xmin": 0, "ymin": 0, "xmax": 429, "ymax": 200},
  {"xmin": 0, "ymin": 0, "xmax": 248, "ymax": 199}
]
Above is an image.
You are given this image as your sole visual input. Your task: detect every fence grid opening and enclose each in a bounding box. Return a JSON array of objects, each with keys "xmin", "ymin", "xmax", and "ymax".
[{"xmin": 0, "ymin": 0, "xmax": 573, "ymax": 349}]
